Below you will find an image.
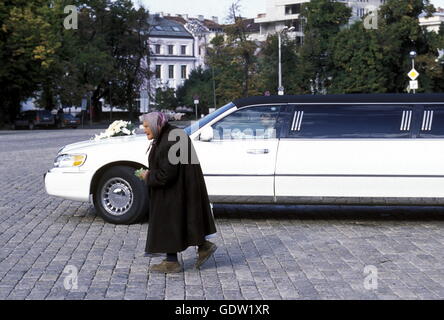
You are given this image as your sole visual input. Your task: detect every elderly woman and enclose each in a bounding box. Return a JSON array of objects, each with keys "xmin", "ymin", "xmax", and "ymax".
[{"xmin": 139, "ymin": 112, "xmax": 217, "ymax": 273}]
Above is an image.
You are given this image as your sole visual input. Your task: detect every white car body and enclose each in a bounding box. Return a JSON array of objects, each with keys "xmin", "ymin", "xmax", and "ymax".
[
  {"xmin": 45, "ymin": 135, "xmax": 151, "ymax": 202},
  {"xmin": 45, "ymin": 94, "xmax": 444, "ymax": 223}
]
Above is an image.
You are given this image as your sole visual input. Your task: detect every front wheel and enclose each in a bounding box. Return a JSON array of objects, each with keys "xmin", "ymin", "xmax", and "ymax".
[{"xmin": 93, "ymin": 166, "xmax": 149, "ymax": 224}]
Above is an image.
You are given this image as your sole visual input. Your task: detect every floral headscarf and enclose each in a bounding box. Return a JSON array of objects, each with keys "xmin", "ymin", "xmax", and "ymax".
[
  {"xmin": 139, "ymin": 112, "xmax": 168, "ymax": 141},
  {"xmin": 139, "ymin": 112, "xmax": 169, "ymax": 156}
]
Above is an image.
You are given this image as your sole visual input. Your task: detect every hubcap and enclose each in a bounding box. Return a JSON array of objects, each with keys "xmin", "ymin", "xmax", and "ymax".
[{"xmin": 100, "ymin": 177, "xmax": 134, "ymax": 216}]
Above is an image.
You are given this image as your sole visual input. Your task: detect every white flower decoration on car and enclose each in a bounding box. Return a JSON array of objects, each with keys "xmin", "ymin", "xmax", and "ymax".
[{"xmin": 92, "ymin": 120, "xmax": 137, "ymax": 141}]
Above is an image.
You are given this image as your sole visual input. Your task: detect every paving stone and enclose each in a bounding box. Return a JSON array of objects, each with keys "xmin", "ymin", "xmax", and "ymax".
[{"xmin": 2, "ymin": 129, "xmax": 444, "ymax": 299}]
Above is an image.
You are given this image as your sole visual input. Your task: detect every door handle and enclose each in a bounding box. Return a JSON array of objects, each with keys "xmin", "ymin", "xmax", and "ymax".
[{"xmin": 247, "ymin": 149, "xmax": 269, "ymax": 154}]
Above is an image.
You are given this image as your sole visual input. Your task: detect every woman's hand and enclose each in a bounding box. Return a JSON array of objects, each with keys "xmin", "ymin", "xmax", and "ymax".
[{"xmin": 141, "ymin": 169, "xmax": 149, "ymax": 181}]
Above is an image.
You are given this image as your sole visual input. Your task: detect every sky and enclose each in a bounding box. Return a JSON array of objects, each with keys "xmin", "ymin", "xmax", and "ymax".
[
  {"xmin": 136, "ymin": 0, "xmax": 444, "ymax": 22},
  {"xmin": 136, "ymin": 0, "xmax": 267, "ymax": 22},
  {"xmin": 433, "ymin": 0, "xmax": 444, "ymax": 9}
]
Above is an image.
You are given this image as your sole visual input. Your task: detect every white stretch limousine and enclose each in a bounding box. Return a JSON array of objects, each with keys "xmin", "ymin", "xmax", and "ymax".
[{"xmin": 45, "ymin": 94, "xmax": 444, "ymax": 224}]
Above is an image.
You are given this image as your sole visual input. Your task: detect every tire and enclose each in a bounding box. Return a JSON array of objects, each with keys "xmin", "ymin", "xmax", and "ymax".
[{"xmin": 93, "ymin": 166, "xmax": 149, "ymax": 224}]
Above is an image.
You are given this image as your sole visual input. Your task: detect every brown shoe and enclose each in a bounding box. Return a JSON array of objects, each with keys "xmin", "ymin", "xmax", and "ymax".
[
  {"xmin": 149, "ymin": 260, "xmax": 182, "ymax": 273},
  {"xmin": 195, "ymin": 241, "xmax": 217, "ymax": 269}
]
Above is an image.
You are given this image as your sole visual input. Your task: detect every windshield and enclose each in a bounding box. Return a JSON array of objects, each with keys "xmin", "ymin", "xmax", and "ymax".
[{"xmin": 184, "ymin": 102, "xmax": 236, "ymax": 135}]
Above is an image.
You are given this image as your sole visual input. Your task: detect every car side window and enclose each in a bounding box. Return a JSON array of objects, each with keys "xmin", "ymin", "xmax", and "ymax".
[
  {"xmin": 286, "ymin": 105, "xmax": 414, "ymax": 139},
  {"xmin": 418, "ymin": 107, "xmax": 444, "ymax": 138},
  {"xmin": 212, "ymin": 106, "xmax": 281, "ymax": 140}
]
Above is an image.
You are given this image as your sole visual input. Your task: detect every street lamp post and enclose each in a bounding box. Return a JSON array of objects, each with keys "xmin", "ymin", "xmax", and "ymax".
[
  {"xmin": 194, "ymin": 96, "xmax": 199, "ymax": 120},
  {"xmin": 278, "ymin": 26, "xmax": 295, "ymax": 96},
  {"xmin": 409, "ymin": 51, "xmax": 417, "ymax": 94},
  {"xmin": 89, "ymin": 92, "xmax": 92, "ymax": 126},
  {"xmin": 108, "ymin": 81, "xmax": 112, "ymax": 122},
  {"xmin": 212, "ymin": 66, "xmax": 217, "ymax": 110}
]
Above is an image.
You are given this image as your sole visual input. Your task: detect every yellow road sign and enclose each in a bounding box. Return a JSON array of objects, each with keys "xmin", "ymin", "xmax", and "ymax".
[{"xmin": 408, "ymin": 69, "xmax": 419, "ymax": 81}]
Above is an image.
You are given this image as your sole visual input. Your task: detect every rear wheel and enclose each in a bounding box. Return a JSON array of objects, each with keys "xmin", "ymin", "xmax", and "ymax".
[{"xmin": 93, "ymin": 166, "xmax": 149, "ymax": 224}]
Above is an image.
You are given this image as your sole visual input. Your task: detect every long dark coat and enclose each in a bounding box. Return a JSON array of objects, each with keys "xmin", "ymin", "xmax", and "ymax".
[{"xmin": 144, "ymin": 123, "xmax": 217, "ymax": 253}]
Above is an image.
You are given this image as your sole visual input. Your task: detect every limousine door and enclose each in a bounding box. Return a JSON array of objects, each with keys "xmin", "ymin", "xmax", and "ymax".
[
  {"xmin": 193, "ymin": 105, "xmax": 281, "ymax": 203},
  {"xmin": 274, "ymin": 104, "xmax": 431, "ymax": 202}
]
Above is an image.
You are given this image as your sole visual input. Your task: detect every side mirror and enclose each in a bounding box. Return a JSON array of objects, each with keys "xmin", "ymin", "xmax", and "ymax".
[{"xmin": 199, "ymin": 126, "xmax": 214, "ymax": 142}]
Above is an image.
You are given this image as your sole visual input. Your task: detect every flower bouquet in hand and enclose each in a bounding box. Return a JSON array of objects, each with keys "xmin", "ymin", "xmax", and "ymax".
[{"xmin": 134, "ymin": 168, "xmax": 148, "ymax": 180}]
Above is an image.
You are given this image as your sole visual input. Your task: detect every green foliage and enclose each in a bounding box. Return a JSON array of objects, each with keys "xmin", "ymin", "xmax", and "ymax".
[
  {"xmin": 0, "ymin": 0, "xmax": 150, "ymax": 123},
  {"xmin": 3, "ymin": 0, "xmax": 444, "ymax": 125},
  {"xmin": 0, "ymin": 0, "xmax": 62, "ymax": 121},
  {"xmin": 297, "ymin": 0, "xmax": 352, "ymax": 94},
  {"xmin": 329, "ymin": 23, "xmax": 389, "ymax": 93},
  {"xmin": 328, "ymin": 0, "xmax": 443, "ymax": 93},
  {"xmin": 206, "ymin": 2, "xmax": 261, "ymax": 101},
  {"xmin": 155, "ymin": 86, "xmax": 178, "ymax": 110},
  {"xmin": 176, "ymin": 67, "xmax": 214, "ymax": 115},
  {"xmin": 255, "ymin": 34, "xmax": 304, "ymax": 95}
]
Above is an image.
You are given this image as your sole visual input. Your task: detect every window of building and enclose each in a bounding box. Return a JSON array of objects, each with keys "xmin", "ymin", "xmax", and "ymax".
[
  {"xmin": 288, "ymin": 19, "xmax": 305, "ymax": 32},
  {"xmin": 181, "ymin": 65, "xmax": 187, "ymax": 79},
  {"xmin": 155, "ymin": 44, "xmax": 161, "ymax": 54},
  {"xmin": 181, "ymin": 45, "xmax": 187, "ymax": 55},
  {"xmin": 168, "ymin": 45, "xmax": 174, "ymax": 55},
  {"xmin": 168, "ymin": 65, "xmax": 174, "ymax": 79},
  {"xmin": 285, "ymin": 4, "xmax": 301, "ymax": 15},
  {"xmin": 155, "ymin": 65, "xmax": 161, "ymax": 79}
]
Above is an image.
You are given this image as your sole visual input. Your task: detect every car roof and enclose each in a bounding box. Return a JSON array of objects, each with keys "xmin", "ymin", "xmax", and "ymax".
[{"xmin": 232, "ymin": 93, "xmax": 444, "ymax": 108}]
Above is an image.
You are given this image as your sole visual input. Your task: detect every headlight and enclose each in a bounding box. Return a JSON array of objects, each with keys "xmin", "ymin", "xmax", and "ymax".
[{"xmin": 54, "ymin": 154, "xmax": 87, "ymax": 168}]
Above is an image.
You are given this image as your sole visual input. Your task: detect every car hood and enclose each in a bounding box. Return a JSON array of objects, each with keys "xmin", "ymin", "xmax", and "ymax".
[{"xmin": 59, "ymin": 134, "xmax": 150, "ymax": 154}]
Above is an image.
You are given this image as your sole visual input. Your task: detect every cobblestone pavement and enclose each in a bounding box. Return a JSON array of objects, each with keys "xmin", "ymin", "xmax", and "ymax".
[{"xmin": 1, "ymin": 128, "xmax": 444, "ymax": 300}]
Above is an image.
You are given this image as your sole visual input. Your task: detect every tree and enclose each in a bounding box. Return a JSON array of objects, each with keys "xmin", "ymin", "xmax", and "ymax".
[
  {"xmin": 329, "ymin": 22, "xmax": 389, "ymax": 93},
  {"xmin": 256, "ymin": 34, "xmax": 304, "ymax": 95},
  {"xmin": 108, "ymin": 0, "xmax": 150, "ymax": 121},
  {"xmin": 204, "ymin": 1, "xmax": 262, "ymax": 104},
  {"xmin": 155, "ymin": 86, "xmax": 178, "ymax": 110},
  {"xmin": 176, "ymin": 67, "xmax": 213, "ymax": 115},
  {"xmin": 0, "ymin": 0, "xmax": 151, "ymax": 125},
  {"xmin": 375, "ymin": 0, "xmax": 435, "ymax": 92},
  {"xmin": 206, "ymin": 34, "xmax": 245, "ymax": 103},
  {"xmin": 0, "ymin": 0, "xmax": 62, "ymax": 123},
  {"xmin": 298, "ymin": 0, "xmax": 352, "ymax": 94},
  {"xmin": 67, "ymin": 0, "xmax": 150, "ymax": 122},
  {"xmin": 329, "ymin": 0, "xmax": 437, "ymax": 93},
  {"xmin": 224, "ymin": 0, "xmax": 259, "ymax": 97}
]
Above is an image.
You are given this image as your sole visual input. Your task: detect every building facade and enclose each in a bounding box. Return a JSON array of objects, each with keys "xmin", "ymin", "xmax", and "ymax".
[
  {"xmin": 139, "ymin": 13, "xmax": 222, "ymax": 112},
  {"xmin": 419, "ymin": 8, "xmax": 444, "ymax": 33},
  {"xmin": 253, "ymin": 0, "xmax": 386, "ymax": 42}
]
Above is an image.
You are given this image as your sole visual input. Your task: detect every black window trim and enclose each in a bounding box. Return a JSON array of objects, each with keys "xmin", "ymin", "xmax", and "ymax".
[
  {"xmin": 416, "ymin": 104, "xmax": 444, "ymax": 139},
  {"xmin": 281, "ymin": 103, "xmax": 421, "ymax": 140}
]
